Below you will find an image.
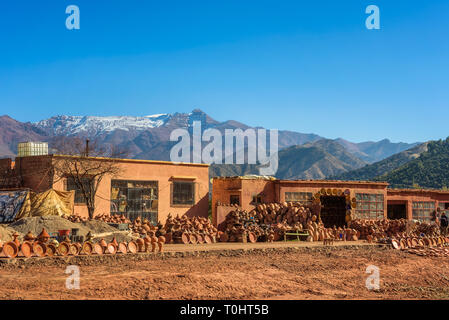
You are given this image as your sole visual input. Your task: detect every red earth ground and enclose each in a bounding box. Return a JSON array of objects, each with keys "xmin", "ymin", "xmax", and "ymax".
[{"xmin": 0, "ymin": 242, "xmax": 448, "ymax": 300}]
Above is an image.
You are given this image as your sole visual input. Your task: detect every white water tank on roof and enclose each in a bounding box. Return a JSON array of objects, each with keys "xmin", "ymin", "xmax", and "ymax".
[{"xmin": 17, "ymin": 142, "xmax": 49, "ymax": 157}]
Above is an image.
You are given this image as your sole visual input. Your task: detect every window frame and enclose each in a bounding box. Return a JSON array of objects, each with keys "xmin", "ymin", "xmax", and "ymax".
[
  {"xmin": 171, "ymin": 180, "xmax": 196, "ymax": 207},
  {"xmin": 355, "ymin": 193, "xmax": 384, "ymax": 220}
]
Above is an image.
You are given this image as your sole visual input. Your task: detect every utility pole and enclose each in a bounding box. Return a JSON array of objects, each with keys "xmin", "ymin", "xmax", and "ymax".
[{"xmin": 85, "ymin": 139, "xmax": 90, "ymax": 157}]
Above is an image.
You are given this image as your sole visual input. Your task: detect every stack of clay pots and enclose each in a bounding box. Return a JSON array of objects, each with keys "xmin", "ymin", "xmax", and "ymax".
[
  {"xmin": 163, "ymin": 214, "xmax": 218, "ymax": 244},
  {"xmin": 221, "ymin": 202, "xmax": 361, "ymax": 243},
  {"xmin": 64, "ymin": 213, "xmax": 132, "ymax": 225},
  {"xmin": 350, "ymin": 219, "xmax": 441, "ymax": 242},
  {"xmin": 130, "ymin": 216, "xmax": 160, "ymax": 236},
  {"xmin": 0, "ymin": 228, "xmax": 167, "ymax": 260}
]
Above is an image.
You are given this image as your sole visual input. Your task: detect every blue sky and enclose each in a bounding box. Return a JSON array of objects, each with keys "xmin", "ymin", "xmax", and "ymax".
[{"xmin": 0, "ymin": 0, "xmax": 448, "ymax": 143}]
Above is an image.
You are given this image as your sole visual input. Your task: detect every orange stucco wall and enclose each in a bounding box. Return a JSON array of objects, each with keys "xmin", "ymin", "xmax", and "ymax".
[{"xmin": 14, "ymin": 155, "xmax": 210, "ymax": 224}]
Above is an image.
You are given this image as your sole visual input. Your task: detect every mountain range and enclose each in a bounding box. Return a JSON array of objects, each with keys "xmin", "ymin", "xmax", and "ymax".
[{"xmin": 0, "ymin": 110, "xmax": 420, "ymax": 181}]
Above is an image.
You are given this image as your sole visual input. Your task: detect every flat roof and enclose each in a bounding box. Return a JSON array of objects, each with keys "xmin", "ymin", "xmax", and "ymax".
[
  {"xmin": 213, "ymin": 176, "xmax": 389, "ymax": 186},
  {"xmin": 388, "ymin": 188, "xmax": 449, "ymax": 195},
  {"xmin": 20, "ymin": 154, "xmax": 209, "ymax": 168}
]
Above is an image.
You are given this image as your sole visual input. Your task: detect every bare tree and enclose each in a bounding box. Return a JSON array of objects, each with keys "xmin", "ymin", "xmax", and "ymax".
[{"xmin": 51, "ymin": 137, "xmax": 127, "ymax": 219}]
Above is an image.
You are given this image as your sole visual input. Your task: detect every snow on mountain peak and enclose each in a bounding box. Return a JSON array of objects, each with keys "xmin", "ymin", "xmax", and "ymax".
[{"xmin": 35, "ymin": 114, "xmax": 171, "ymax": 136}]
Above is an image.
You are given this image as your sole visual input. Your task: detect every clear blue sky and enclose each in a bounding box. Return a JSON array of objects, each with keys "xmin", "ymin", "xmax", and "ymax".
[{"xmin": 0, "ymin": 0, "xmax": 448, "ymax": 143}]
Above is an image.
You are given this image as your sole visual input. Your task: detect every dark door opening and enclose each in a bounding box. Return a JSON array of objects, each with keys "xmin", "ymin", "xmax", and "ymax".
[
  {"xmin": 387, "ymin": 204, "xmax": 406, "ymax": 220},
  {"xmin": 320, "ymin": 196, "xmax": 347, "ymax": 228}
]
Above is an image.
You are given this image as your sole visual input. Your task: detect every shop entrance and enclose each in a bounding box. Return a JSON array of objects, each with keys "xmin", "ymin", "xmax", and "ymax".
[
  {"xmin": 387, "ymin": 204, "xmax": 407, "ymax": 220},
  {"xmin": 320, "ymin": 196, "xmax": 347, "ymax": 228}
]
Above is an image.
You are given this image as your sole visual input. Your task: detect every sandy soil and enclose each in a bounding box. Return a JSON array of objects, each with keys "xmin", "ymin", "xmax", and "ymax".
[{"xmin": 0, "ymin": 245, "xmax": 448, "ymax": 300}]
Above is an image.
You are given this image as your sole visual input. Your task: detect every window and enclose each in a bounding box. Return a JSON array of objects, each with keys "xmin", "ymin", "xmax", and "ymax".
[
  {"xmin": 413, "ymin": 201, "xmax": 435, "ymax": 222},
  {"xmin": 438, "ymin": 202, "xmax": 449, "ymax": 215},
  {"xmin": 252, "ymin": 194, "xmax": 263, "ymax": 205},
  {"xmin": 111, "ymin": 180, "xmax": 158, "ymax": 224},
  {"xmin": 285, "ymin": 192, "xmax": 313, "ymax": 205},
  {"xmin": 172, "ymin": 181, "xmax": 195, "ymax": 205},
  {"xmin": 355, "ymin": 193, "xmax": 384, "ymax": 219},
  {"xmin": 230, "ymin": 195, "xmax": 240, "ymax": 206},
  {"xmin": 66, "ymin": 177, "xmax": 91, "ymax": 204}
]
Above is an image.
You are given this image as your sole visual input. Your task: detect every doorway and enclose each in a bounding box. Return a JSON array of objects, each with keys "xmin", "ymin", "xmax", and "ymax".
[
  {"xmin": 387, "ymin": 204, "xmax": 407, "ymax": 220},
  {"xmin": 320, "ymin": 196, "xmax": 347, "ymax": 228}
]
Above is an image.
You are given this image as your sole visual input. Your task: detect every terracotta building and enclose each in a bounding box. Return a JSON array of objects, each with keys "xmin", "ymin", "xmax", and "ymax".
[
  {"xmin": 1, "ymin": 155, "xmax": 209, "ymax": 224},
  {"xmin": 212, "ymin": 176, "xmax": 449, "ymax": 229}
]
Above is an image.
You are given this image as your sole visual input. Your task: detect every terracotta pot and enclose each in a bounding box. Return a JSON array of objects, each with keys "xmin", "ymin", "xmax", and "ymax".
[
  {"xmin": 158, "ymin": 236, "xmax": 166, "ymax": 244},
  {"xmin": 151, "ymin": 241, "xmax": 157, "ymax": 253},
  {"xmin": 46, "ymin": 244, "xmax": 57, "ymax": 257},
  {"xmin": 12, "ymin": 232, "xmax": 20, "ymax": 248},
  {"xmin": 391, "ymin": 239, "xmax": 400, "ymax": 250},
  {"xmin": 248, "ymin": 232, "xmax": 257, "ymax": 243},
  {"xmin": 158, "ymin": 242, "xmax": 163, "ymax": 252},
  {"xmin": 20, "ymin": 241, "xmax": 33, "ymax": 258},
  {"xmin": 24, "ymin": 231, "xmax": 36, "ymax": 242},
  {"xmin": 33, "ymin": 242, "xmax": 47, "ymax": 257},
  {"xmin": 189, "ymin": 234, "xmax": 198, "ymax": 244},
  {"xmin": 204, "ymin": 234, "xmax": 212, "ymax": 244},
  {"xmin": 82, "ymin": 242, "xmax": 93, "ymax": 255},
  {"xmin": 57, "ymin": 242, "xmax": 70, "ymax": 256},
  {"xmin": 127, "ymin": 241, "xmax": 138, "ymax": 254},
  {"xmin": 181, "ymin": 233, "xmax": 190, "ymax": 244},
  {"xmin": 2, "ymin": 242, "xmax": 18, "ymax": 258},
  {"xmin": 93, "ymin": 243, "xmax": 104, "ymax": 255},
  {"xmin": 219, "ymin": 233, "xmax": 228, "ymax": 243},
  {"xmin": 99, "ymin": 238, "xmax": 108, "ymax": 248},
  {"xmin": 69, "ymin": 243, "xmax": 80, "ymax": 256},
  {"xmin": 111, "ymin": 237, "xmax": 118, "ymax": 247},
  {"xmin": 136, "ymin": 238, "xmax": 145, "ymax": 252},
  {"xmin": 118, "ymin": 242, "xmax": 127, "ymax": 254},
  {"xmin": 38, "ymin": 228, "xmax": 50, "ymax": 243},
  {"xmin": 197, "ymin": 234, "xmax": 205, "ymax": 244},
  {"xmin": 164, "ymin": 233, "xmax": 172, "ymax": 244},
  {"xmin": 106, "ymin": 243, "xmax": 117, "ymax": 254}
]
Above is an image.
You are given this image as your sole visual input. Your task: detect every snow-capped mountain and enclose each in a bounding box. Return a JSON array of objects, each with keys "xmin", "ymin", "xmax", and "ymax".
[{"xmin": 35, "ymin": 114, "xmax": 172, "ymax": 136}]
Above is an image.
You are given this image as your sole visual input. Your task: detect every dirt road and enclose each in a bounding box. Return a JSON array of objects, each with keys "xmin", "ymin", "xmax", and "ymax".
[{"xmin": 0, "ymin": 245, "xmax": 448, "ymax": 300}]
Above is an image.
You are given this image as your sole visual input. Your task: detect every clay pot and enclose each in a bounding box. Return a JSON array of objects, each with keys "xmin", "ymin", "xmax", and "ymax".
[
  {"xmin": 12, "ymin": 232, "xmax": 20, "ymax": 247},
  {"xmin": 118, "ymin": 242, "xmax": 127, "ymax": 254},
  {"xmin": 99, "ymin": 238, "xmax": 108, "ymax": 248},
  {"xmin": 189, "ymin": 234, "xmax": 198, "ymax": 244},
  {"xmin": 106, "ymin": 243, "xmax": 117, "ymax": 254},
  {"xmin": 151, "ymin": 241, "xmax": 157, "ymax": 253},
  {"xmin": 157, "ymin": 241, "xmax": 163, "ymax": 252},
  {"xmin": 69, "ymin": 243, "xmax": 80, "ymax": 256},
  {"xmin": 81, "ymin": 242, "xmax": 93, "ymax": 255},
  {"xmin": 111, "ymin": 237, "xmax": 119, "ymax": 247},
  {"xmin": 164, "ymin": 233, "xmax": 172, "ymax": 244},
  {"xmin": 181, "ymin": 233, "xmax": 190, "ymax": 244},
  {"xmin": 248, "ymin": 232, "xmax": 257, "ymax": 243},
  {"xmin": 33, "ymin": 242, "xmax": 47, "ymax": 257},
  {"xmin": 2, "ymin": 242, "xmax": 18, "ymax": 258},
  {"xmin": 46, "ymin": 244, "xmax": 57, "ymax": 257},
  {"xmin": 136, "ymin": 238, "xmax": 145, "ymax": 252},
  {"xmin": 93, "ymin": 243, "xmax": 104, "ymax": 255},
  {"xmin": 127, "ymin": 241, "xmax": 138, "ymax": 254},
  {"xmin": 20, "ymin": 241, "xmax": 33, "ymax": 258},
  {"xmin": 391, "ymin": 239, "xmax": 400, "ymax": 250},
  {"xmin": 57, "ymin": 242, "xmax": 70, "ymax": 256},
  {"xmin": 38, "ymin": 228, "xmax": 50, "ymax": 243},
  {"xmin": 197, "ymin": 234, "xmax": 205, "ymax": 244},
  {"xmin": 24, "ymin": 231, "xmax": 36, "ymax": 242},
  {"xmin": 204, "ymin": 234, "xmax": 213, "ymax": 244}
]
